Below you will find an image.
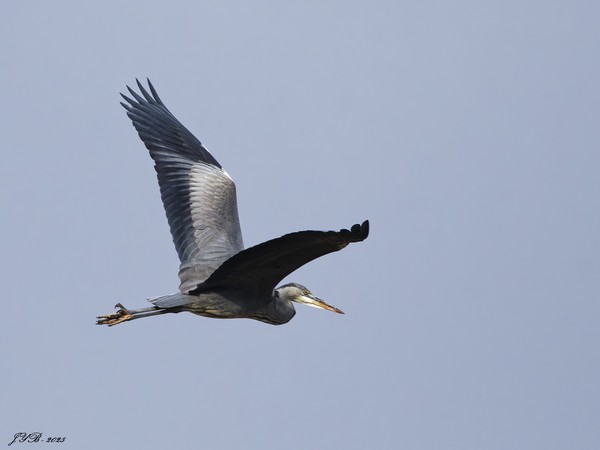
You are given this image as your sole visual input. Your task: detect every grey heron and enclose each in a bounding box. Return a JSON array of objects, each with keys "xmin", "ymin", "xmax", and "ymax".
[{"xmin": 96, "ymin": 80, "xmax": 369, "ymax": 326}]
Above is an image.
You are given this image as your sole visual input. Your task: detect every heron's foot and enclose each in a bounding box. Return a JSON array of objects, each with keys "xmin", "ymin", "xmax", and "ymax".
[{"xmin": 96, "ymin": 303, "xmax": 132, "ymax": 326}]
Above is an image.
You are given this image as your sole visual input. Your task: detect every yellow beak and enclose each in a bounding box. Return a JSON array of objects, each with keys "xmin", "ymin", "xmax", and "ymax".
[{"xmin": 296, "ymin": 294, "xmax": 345, "ymax": 314}]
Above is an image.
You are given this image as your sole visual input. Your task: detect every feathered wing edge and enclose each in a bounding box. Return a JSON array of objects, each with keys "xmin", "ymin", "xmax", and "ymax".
[{"xmin": 120, "ymin": 79, "xmax": 244, "ymax": 289}]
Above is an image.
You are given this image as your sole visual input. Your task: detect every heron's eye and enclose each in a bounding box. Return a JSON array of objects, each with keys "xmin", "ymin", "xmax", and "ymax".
[{"xmin": 303, "ymin": 289, "xmax": 309, "ymax": 296}]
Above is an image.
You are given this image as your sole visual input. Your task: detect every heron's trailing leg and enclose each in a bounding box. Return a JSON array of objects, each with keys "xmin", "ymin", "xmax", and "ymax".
[{"xmin": 96, "ymin": 303, "xmax": 170, "ymax": 326}]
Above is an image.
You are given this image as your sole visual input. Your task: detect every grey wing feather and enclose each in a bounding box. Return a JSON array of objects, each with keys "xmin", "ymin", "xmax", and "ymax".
[
  {"xmin": 192, "ymin": 221, "xmax": 369, "ymax": 301},
  {"xmin": 121, "ymin": 79, "xmax": 244, "ymax": 293}
]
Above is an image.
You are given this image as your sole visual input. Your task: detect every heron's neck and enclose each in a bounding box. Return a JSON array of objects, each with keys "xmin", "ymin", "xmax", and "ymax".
[{"xmin": 255, "ymin": 291, "xmax": 296, "ymax": 325}]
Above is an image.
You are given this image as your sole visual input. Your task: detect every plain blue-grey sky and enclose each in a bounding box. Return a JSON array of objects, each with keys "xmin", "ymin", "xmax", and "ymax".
[{"xmin": 2, "ymin": 1, "xmax": 599, "ymax": 449}]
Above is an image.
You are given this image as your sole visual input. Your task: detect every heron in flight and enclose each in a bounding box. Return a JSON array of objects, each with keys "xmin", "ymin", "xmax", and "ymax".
[{"xmin": 97, "ymin": 80, "xmax": 369, "ymax": 326}]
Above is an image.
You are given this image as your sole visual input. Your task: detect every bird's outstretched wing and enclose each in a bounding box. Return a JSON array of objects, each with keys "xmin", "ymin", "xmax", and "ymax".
[
  {"xmin": 120, "ymin": 79, "xmax": 244, "ymax": 293},
  {"xmin": 191, "ymin": 221, "xmax": 369, "ymax": 298}
]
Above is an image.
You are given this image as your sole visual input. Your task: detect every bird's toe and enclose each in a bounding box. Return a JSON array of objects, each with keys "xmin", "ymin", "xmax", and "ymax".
[{"xmin": 96, "ymin": 305, "xmax": 131, "ymax": 326}]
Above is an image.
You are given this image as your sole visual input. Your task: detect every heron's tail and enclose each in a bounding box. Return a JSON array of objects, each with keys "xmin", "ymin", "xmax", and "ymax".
[{"xmin": 147, "ymin": 293, "xmax": 197, "ymax": 309}]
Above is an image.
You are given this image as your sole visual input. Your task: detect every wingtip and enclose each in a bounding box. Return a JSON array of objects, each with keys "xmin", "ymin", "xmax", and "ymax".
[
  {"xmin": 135, "ymin": 78, "xmax": 145, "ymax": 96},
  {"xmin": 347, "ymin": 220, "xmax": 369, "ymax": 241},
  {"xmin": 361, "ymin": 220, "xmax": 369, "ymax": 239},
  {"xmin": 120, "ymin": 92, "xmax": 133, "ymax": 103},
  {"xmin": 119, "ymin": 101, "xmax": 132, "ymax": 112},
  {"xmin": 126, "ymin": 84, "xmax": 137, "ymax": 98},
  {"xmin": 146, "ymin": 78, "xmax": 163, "ymax": 105},
  {"xmin": 122, "ymin": 78, "xmax": 165, "ymax": 107}
]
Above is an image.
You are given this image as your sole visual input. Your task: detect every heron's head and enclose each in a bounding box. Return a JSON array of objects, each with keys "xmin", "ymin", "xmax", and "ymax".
[{"xmin": 276, "ymin": 283, "xmax": 344, "ymax": 314}]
